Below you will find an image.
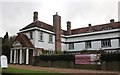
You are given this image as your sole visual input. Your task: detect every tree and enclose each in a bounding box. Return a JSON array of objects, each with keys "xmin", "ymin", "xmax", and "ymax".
[{"xmin": 2, "ymin": 32, "xmax": 10, "ymax": 63}]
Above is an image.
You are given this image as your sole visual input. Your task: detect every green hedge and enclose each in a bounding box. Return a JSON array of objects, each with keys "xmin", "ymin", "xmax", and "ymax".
[
  {"xmin": 39, "ymin": 54, "xmax": 74, "ymax": 61},
  {"xmin": 101, "ymin": 53, "xmax": 120, "ymax": 61}
]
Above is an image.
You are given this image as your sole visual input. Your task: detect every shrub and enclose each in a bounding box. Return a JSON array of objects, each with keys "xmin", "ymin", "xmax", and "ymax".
[
  {"xmin": 39, "ymin": 54, "xmax": 74, "ymax": 61},
  {"xmin": 101, "ymin": 53, "xmax": 120, "ymax": 61}
]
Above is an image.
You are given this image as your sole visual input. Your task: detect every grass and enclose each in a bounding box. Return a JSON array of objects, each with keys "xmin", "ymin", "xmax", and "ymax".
[{"xmin": 2, "ymin": 67, "xmax": 71, "ymax": 75}]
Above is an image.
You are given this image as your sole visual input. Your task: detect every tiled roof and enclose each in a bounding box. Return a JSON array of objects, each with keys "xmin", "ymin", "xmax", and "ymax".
[
  {"xmin": 13, "ymin": 33, "xmax": 34, "ymax": 48},
  {"xmin": 20, "ymin": 20, "xmax": 120, "ymax": 35},
  {"xmin": 70, "ymin": 22, "xmax": 120, "ymax": 35},
  {"xmin": 20, "ymin": 20, "xmax": 54, "ymax": 32}
]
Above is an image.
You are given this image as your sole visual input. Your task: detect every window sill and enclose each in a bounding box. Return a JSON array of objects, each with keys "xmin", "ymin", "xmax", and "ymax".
[
  {"xmin": 101, "ymin": 46, "xmax": 111, "ymax": 48},
  {"xmin": 48, "ymin": 42, "xmax": 53, "ymax": 44},
  {"xmin": 85, "ymin": 47, "xmax": 92, "ymax": 49},
  {"xmin": 69, "ymin": 48, "xmax": 74, "ymax": 50},
  {"xmin": 29, "ymin": 38, "xmax": 33, "ymax": 40},
  {"xmin": 38, "ymin": 40, "xmax": 44, "ymax": 42}
]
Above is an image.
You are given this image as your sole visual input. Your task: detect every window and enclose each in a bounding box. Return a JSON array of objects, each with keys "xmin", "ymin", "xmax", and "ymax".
[
  {"xmin": 85, "ymin": 41, "xmax": 91, "ymax": 48},
  {"xmin": 101, "ymin": 39, "xmax": 111, "ymax": 47},
  {"xmin": 69, "ymin": 43, "xmax": 74, "ymax": 50},
  {"xmin": 87, "ymin": 29, "xmax": 96, "ymax": 33},
  {"xmin": 30, "ymin": 32, "xmax": 33, "ymax": 39},
  {"xmin": 119, "ymin": 38, "xmax": 120, "ymax": 46},
  {"xmin": 39, "ymin": 32, "xmax": 43, "ymax": 42},
  {"xmin": 49, "ymin": 34, "xmax": 53, "ymax": 43}
]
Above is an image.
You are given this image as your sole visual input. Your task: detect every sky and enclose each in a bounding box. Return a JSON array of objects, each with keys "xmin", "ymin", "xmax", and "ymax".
[{"xmin": 0, "ymin": 0, "xmax": 119, "ymax": 37}]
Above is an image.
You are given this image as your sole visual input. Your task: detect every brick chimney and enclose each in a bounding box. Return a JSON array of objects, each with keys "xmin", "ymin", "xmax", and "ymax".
[
  {"xmin": 33, "ymin": 11, "xmax": 38, "ymax": 22},
  {"xmin": 67, "ymin": 21, "xmax": 71, "ymax": 35},
  {"xmin": 53, "ymin": 12, "xmax": 61, "ymax": 53},
  {"xmin": 110, "ymin": 19, "xmax": 114, "ymax": 23}
]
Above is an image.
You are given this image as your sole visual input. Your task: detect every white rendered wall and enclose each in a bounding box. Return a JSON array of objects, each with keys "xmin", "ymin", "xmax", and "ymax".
[
  {"xmin": 61, "ymin": 37, "xmax": 66, "ymax": 51},
  {"xmin": 66, "ymin": 30, "xmax": 119, "ymax": 51},
  {"xmin": 67, "ymin": 32, "xmax": 119, "ymax": 42},
  {"xmin": 22, "ymin": 28, "xmax": 120, "ymax": 52},
  {"xmin": 35, "ymin": 30, "xmax": 55, "ymax": 51}
]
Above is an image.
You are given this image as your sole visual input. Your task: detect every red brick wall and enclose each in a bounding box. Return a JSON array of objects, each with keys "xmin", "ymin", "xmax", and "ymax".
[{"xmin": 53, "ymin": 13, "xmax": 61, "ymax": 53}]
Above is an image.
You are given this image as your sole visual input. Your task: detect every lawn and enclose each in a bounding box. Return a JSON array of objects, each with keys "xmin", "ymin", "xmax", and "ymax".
[{"xmin": 2, "ymin": 67, "xmax": 71, "ymax": 75}]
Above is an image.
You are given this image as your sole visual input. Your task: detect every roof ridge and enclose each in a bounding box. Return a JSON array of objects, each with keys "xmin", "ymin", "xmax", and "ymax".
[{"xmin": 71, "ymin": 21, "xmax": 119, "ymax": 31}]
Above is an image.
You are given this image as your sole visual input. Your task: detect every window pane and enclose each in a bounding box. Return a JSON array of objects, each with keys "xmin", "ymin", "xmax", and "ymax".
[
  {"xmin": 85, "ymin": 41, "xmax": 91, "ymax": 48},
  {"xmin": 30, "ymin": 32, "xmax": 33, "ymax": 39},
  {"xmin": 49, "ymin": 34, "xmax": 53, "ymax": 43},
  {"xmin": 40, "ymin": 32, "xmax": 43, "ymax": 41},
  {"xmin": 101, "ymin": 39, "xmax": 111, "ymax": 47},
  {"xmin": 69, "ymin": 43, "xmax": 74, "ymax": 50}
]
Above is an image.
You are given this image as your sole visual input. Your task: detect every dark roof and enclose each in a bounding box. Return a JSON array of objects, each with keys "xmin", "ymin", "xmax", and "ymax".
[
  {"xmin": 20, "ymin": 20, "xmax": 120, "ymax": 35},
  {"xmin": 70, "ymin": 22, "xmax": 120, "ymax": 35},
  {"xmin": 20, "ymin": 20, "xmax": 54, "ymax": 32},
  {"xmin": 13, "ymin": 33, "xmax": 34, "ymax": 48}
]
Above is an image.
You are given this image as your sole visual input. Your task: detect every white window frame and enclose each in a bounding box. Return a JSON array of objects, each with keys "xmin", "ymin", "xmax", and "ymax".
[
  {"xmin": 30, "ymin": 32, "xmax": 33, "ymax": 39},
  {"xmin": 85, "ymin": 41, "xmax": 91, "ymax": 48},
  {"xmin": 48, "ymin": 34, "xmax": 53, "ymax": 44},
  {"xmin": 118, "ymin": 38, "xmax": 120, "ymax": 46},
  {"xmin": 101, "ymin": 39, "xmax": 111, "ymax": 47},
  {"xmin": 39, "ymin": 32, "xmax": 43, "ymax": 42},
  {"xmin": 69, "ymin": 43, "xmax": 74, "ymax": 50}
]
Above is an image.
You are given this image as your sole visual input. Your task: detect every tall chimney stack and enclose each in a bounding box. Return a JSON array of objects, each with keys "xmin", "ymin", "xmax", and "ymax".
[
  {"xmin": 33, "ymin": 11, "xmax": 38, "ymax": 22},
  {"xmin": 53, "ymin": 12, "xmax": 61, "ymax": 53},
  {"xmin": 67, "ymin": 21, "xmax": 71, "ymax": 35}
]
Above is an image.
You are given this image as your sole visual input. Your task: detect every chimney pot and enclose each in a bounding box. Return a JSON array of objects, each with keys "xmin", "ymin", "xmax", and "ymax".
[
  {"xmin": 88, "ymin": 24, "xmax": 91, "ymax": 27},
  {"xmin": 110, "ymin": 19, "xmax": 114, "ymax": 23},
  {"xmin": 33, "ymin": 11, "xmax": 38, "ymax": 21},
  {"xmin": 56, "ymin": 12, "xmax": 58, "ymax": 15},
  {"xmin": 67, "ymin": 21, "xmax": 71, "ymax": 35}
]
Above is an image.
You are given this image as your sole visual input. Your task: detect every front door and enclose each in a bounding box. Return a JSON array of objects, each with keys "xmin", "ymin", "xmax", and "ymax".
[
  {"xmin": 22, "ymin": 50, "xmax": 26, "ymax": 64},
  {"xmin": 29, "ymin": 49, "xmax": 33, "ymax": 65}
]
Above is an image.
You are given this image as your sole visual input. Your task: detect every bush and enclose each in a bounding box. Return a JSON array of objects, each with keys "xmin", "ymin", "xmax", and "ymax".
[
  {"xmin": 101, "ymin": 53, "xmax": 120, "ymax": 61},
  {"xmin": 39, "ymin": 54, "xmax": 74, "ymax": 61}
]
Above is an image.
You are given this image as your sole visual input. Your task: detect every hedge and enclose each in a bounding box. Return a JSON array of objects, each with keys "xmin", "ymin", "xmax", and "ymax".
[
  {"xmin": 101, "ymin": 53, "xmax": 120, "ymax": 61},
  {"xmin": 39, "ymin": 54, "xmax": 74, "ymax": 61}
]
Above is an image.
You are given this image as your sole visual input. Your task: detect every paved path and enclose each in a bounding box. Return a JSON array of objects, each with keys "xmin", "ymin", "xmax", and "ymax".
[{"xmin": 9, "ymin": 64, "xmax": 119, "ymax": 74}]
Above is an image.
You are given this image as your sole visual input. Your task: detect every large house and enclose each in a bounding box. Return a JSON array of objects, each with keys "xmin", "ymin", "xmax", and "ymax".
[{"xmin": 10, "ymin": 11, "xmax": 120, "ymax": 65}]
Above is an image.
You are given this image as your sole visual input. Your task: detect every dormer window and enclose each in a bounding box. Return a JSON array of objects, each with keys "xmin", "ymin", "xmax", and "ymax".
[
  {"xmin": 102, "ymin": 27, "xmax": 112, "ymax": 30},
  {"xmin": 87, "ymin": 29, "xmax": 96, "ymax": 33}
]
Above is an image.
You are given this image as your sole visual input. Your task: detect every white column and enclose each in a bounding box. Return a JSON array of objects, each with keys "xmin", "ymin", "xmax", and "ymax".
[
  {"xmin": 19, "ymin": 49, "xmax": 22, "ymax": 64},
  {"xmin": 14, "ymin": 50, "xmax": 16, "ymax": 63},
  {"xmin": 16, "ymin": 50, "xmax": 18, "ymax": 63},
  {"xmin": 10, "ymin": 49, "xmax": 13, "ymax": 63},
  {"xmin": 26, "ymin": 48, "xmax": 29, "ymax": 64}
]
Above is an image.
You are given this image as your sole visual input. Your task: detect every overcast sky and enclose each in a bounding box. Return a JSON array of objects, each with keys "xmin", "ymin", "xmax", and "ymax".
[{"xmin": 0, "ymin": 0, "xmax": 119, "ymax": 37}]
